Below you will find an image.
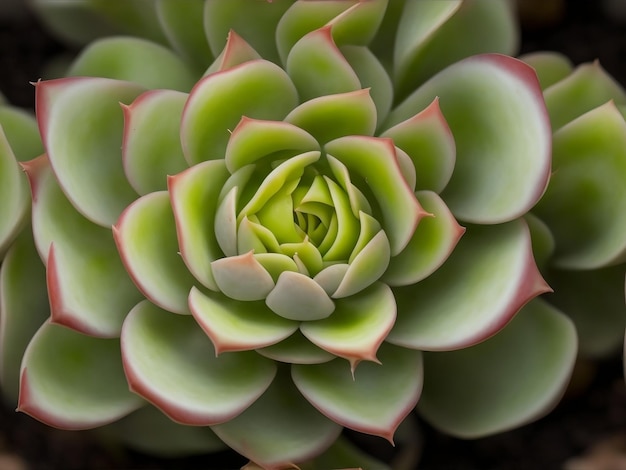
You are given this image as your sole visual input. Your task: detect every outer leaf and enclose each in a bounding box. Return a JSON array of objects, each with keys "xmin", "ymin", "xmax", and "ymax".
[
  {"xmin": 0, "ymin": 106, "xmax": 44, "ymax": 162},
  {"xmin": 121, "ymin": 300, "xmax": 276, "ymax": 426},
  {"xmin": 180, "ymin": 60, "xmax": 298, "ymax": 165},
  {"xmin": 286, "ymin": 27, "xmax": 361, "ymax": 102},
  {"xmin": 122, "ymin": 89, "xmax": 189, "ymax": 195},
  {"xmin": 168, "ymin": 160, "xmax": 230, "ymax": 291},
  {"xmin": 292, "ymin": 343, "xmax": 422, "ymax": 442},
  {"xmin": 67, "ymin": 37, "xmax": 196, "ymax": 92},
  {"xmin": 387, "ymin": 219, "xmax": 551, "ymax": 350},
  {"xmin": 189, "ymin": 287, "xmax": 298, "ymax": 354},
  {"xmin": 418, "ymin": 299, "xmax": 577, "ymax": 438},
  {"xmin": 300, "ymin": 282, "xmax": 396, "ymax": 371},
  {"xmin": 211, "ymin": 372, "xmax": 342, "ymax": 470},
  {"xmin": 386, "ymin": 54, "xmax": 551, "ymax": 224},
  {"xmin": 519, "ymin": 51, "xmax": 574, "ymax": 90},
  {"xmin": 0, "ymin": 230, "xmax": 49, "ymax": 403},
  {"xmin": 36, "ymin": 77, "xmax": 145, "ymax": 227},
  {"xmin": 533, "ymin": 102, "xmax": 626, "ymax": 269},
  {"xmin": 18, "ymin": 321, "xmax": 143, "ymax": 429},
  {"xmin": 114, "ymin": 191, "xmax": 197, "ymax": 314},
  {"xmin": 25, "ymin": 155, "xmax": 142, "ymax": 338}
]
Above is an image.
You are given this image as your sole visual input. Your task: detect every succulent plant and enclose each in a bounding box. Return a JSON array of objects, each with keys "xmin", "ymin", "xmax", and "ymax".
[
  {"xmin": 0, "ymin": 1, "xmax": 588, "ymax": 469},
  {"xmin": 520, "ymin": 51, "xmax": 626, "ymax": 361}
]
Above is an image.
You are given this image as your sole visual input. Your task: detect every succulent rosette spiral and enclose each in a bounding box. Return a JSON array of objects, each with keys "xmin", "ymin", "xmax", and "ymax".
[
  {"xmin": 0, "ymin": 2, "xmax": 581, "ymax": 469},
  {"xmin": 520, "ymin": 52, "xmax": 626, "ymax": 362}
]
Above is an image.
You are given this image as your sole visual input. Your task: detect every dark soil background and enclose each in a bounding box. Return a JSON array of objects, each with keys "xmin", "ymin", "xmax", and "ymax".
[{"xmin": 0, "ymin": 1, "xmax": 625, "ymax": 469}]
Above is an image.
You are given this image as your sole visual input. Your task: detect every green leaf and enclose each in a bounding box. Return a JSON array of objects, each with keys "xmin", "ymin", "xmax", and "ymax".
[
  {"xmin": 121, "ymin": 300, "xmax": 277, "ymax": 425},
  {"xmin": 418, "ymin": 299, "xmax": 577, "ymax": 438},
  {"xmin": 266, "ymin": 271, "xmax": 335, "ymax": 321},
  {"xmin": 519, "ymin": 51, "xmax": 574, "ymax": 90}
]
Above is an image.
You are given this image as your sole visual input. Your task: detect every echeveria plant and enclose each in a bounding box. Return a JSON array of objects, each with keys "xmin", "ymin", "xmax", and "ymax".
[{"xmin": 0, "ymin": 1, "xmax": 585, "ymax": 469}]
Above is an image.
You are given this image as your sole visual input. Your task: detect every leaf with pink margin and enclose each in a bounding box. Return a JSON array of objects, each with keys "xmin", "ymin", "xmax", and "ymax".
[
  {"xmin": 380, "ymin": 98, "xmax": 455, "ymax": 193},
  {"xmin": 18, "ymin": 321, "xmax": 144, "ymax": 430},
  {"xmin": 417, "ymin": 298, "xmax": 577, "ymax": 438},
  {"xmin": 545, "ymin": 264, "xmax": 626, "ymax": 358},
  {"xmin": 387, "ymin": 219, "xmax": 551, "ymax": 351},
  {"xmin": 121, "ymin": 300, "xmax": 276, "ymax": 426},
  {"xmin": 393, "ymin": 0, "xmax": 518, "ymax": 102},
  {"xmin": 189, "ymin": 286, "xmax": 298, "ymax": 354},
  {"xmin": 122, "ymin": 89, "xmax": 189, "ymax": 195},
  {"xmin": 325, "ymin": 136, "xmax": 427, "ymax": 255},
  {"xmin": 519, "ymin": 51, "xmax": 574, "ymax": 90},
  {"xmin": 114, "ymin": 191, "xmax": 197, "ymax": 315},
  {"xmin": 169, "ymin": 160, "xmax": 230, "ymax": 292},
  {"xmin": 180, "ymin": 60, "xmax": 298, "ymax": 165},
  {"xmin": 340, "ymin": 45, "xmax": 393, "ymax": 127},
  {"xmin": 156, "ymin": 0, "xmax": 213, "ymax": 74},
  {"xmin": 204, "ymin": 0, "xmax": 293, "ymax": 64},
  {"xmin": 36, "ymin": 77, "xmax": 145, "ymax": 227},
  {"xmin": 276, "ymin": 0, "xmax": 387, "ymax": 65},
  {"xmin": 24, "ymin": 156, "xmax": 142, "ymax": 338},
  {"xmin": 211, "ymin": 252, "xmax": 276, "ymax": 301},
  {"xmin": 386, "ymin": 54, "xmax": 551, "ymax": 224},
  {"xmin": 285, "ymin": 89, "xmax": 377, "ymax": 144},
  {"xmin": 543, "ymin": 61, "xmax": 626, "ymax": 131},
  {"xmin": 534, "ymin": 102, "xmax": 626, "ymax": 269},
  {"xmin": 204, "ymin": 30, "xmax": 263, "ymax": 77},
  {"xmin": 0, "ymin": 126, "xmax": 30, "ymax": 254},
  {"xmin": 225, "ymin": 117, "xmax": 319, "ymax": 173},
  {"xmin": 286, "ymin": 27, "xmax": 361, "ymax": 102},
  {"xmin": 0, "ymin": 230, "xmax": 48, "ymax": 403},
  {"xmin": 300, "ymin": 282, "xmax": 396, "ymax": 371},
  {"xmin": 101, "ymin": 405, "xmax": 226, "ymax": 457},
  {"xmin": 211, "ymin": 371, "xmax": 342, "ymax": 470},
  {"xmin": 256, "ymin": 330, "xmax": 335, "ymax": 365},
  {"xmin": 266, "ymin": 271, "xmax": 335, "ymax": 321},
  {"xmin": 67, "ymin": 37, "xmax": 196, "ymax": 92},
  {"xmin": 384, "ymin": 190, "xmax": 464, "ymax": 287},
  {"xmin": 293, "ymin": 343, "xmax": 422, "ymax": 442}
]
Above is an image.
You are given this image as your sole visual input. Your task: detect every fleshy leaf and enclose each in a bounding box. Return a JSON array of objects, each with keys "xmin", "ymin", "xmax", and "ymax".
[
  {"xmin": 286, "ymin": 27, "xmax": 361, "ymax": 102},
  {"xmin": 524, "ymin": 212, "xmax": 555, "ymax": 270},
  {"xmin": 204, "ymin": 29, "xmax": 263, "ymax": 76},
  {"xmin": 0, "ymin": 230, "xmax": 49, "ymax": 403},
  {"xmin": 292, "ymin": 343, "xmax": 422, "ymax": 442},
  {"xmin": 388, "ymin": 219, "xmax": 551, "ymax": 350},
  {"xmin": 533, "ymin": 102, "xmax": 626, "ymax": 269},
  {"xmin": 300, "ymin": 282, "xmax": 396, "ymax": 370},
  {"xmin": 545, "ymin": 264, "xmax": 626, "ymax": 357},
  {"xmin": 156, "ymin": 0, "xmax": 213, "ymax": 73},
  {"xmin": 305, "ymin": 436, "xmax": 390, "ymax": 470},
  {"xmin": 393, "ymin": 0, "xmax": 518, "ymax": 102},
  {"xmin": 225, "ymin": 117, "xmax": 319, "ymax": 173},
  {"xmin": 543, "ymin": 60, "xmax": 626, "ymax": 131},
  {"xmin": 114, "ymin": 191, "xmax": 196, "ymax": 314},
  {"xmin": 181, "ymin": 59, "xmax": 298, "ymax": 165},
  {"xmin": 25, "ymin": 155, "xmax": 142, "ymax": 337},
  {"xmin": 122, "ymin": 89, "xmax": 189, "ymax": 195},
  {"xmin": 169, "ymin": 160, "xmax": 231, "ymax": 291},
  {"xmin": 266, "ymin": 271, "xmax": 335, "ymax": 321},
  {"xmin": 211, "ymin": 252, "xmax": 275, "ymax": 301},
  {"xmin": 18, "ymin": 321, "xmax": 143, "ymax": 429},
  {"xmin": 67, "ymin": 36, "xmax": 196, "ymax": 92},
  {"xmin": 36, "ymin": 77, "xmax": 145, "ymax": 226},
  {"xmin": 386, "ymin": 54, "xmax": 551, "ymax": 224},
  {"xmin": 418, "ymin": 299, "xmax": 577, "ymax": 438},
  {"xmin": 285, "ymin": 89, "xmax": 377, "ymax": 144},
  {"xmin": 102, "ymin": 405, "xmax": 226, "ymax": 457},
  {"xmin": 256, "ymin": 330, "xmax": 335, "ymax": 365},
  {"xmin": 380, "ymin": 98, "xmax": 455, "ymax": 193},
  {"xmin": 0, "ymin": 105, "xmax": 44, "ymax": 161},
  {"xmin": 189, "ymin": 287, "xmax": 298, "ymax": 354},
  {"xmin": 519, "ymin": 51, "xmax": 574, "ymax": 90},
  {"xmin": 204, "ymin": 0, "xmax": 293, "ymax": 63},
  {"xmin": 211, "ymin": 372, "xmax": 342, "ymax": 470},
  {"xmin": 325, "ymin": 136, "xmax": 426, "ymax": 255},
  {"xmin": 384, "ymin": 190, "xmax": 464, "ymax": 286},
  {"xmin": 121, "ymin": 300, "xmax": 276, "ymax": 426}
]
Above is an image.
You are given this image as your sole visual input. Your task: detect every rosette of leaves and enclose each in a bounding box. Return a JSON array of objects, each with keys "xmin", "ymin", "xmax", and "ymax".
[
  {"xmin": 520, "ymin": 52, "xmax": 626, "ymax": 362},
  {"xmin": 1, "ymin": 7, "xmax": 579, "ymax": 470}
]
